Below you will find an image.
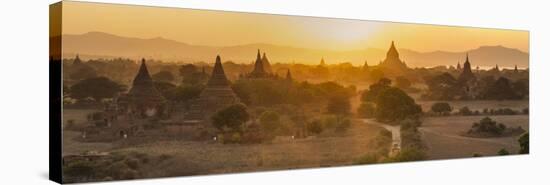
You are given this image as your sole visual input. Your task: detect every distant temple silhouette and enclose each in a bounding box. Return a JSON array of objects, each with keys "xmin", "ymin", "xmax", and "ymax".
[
  {"xmin": 185, "ymin": 55, "xmax": 240, "ymax": 122},
  {"xmin": 118, "ymin": 59, "xmax": 166, "ymax": 117},
  {"xmin": 244, "ymin": 49, "xmax": 277, "ymax": 79},
  {"xmin": 378, "ymin": 41, "xmax": 408, "ymax": 74}
]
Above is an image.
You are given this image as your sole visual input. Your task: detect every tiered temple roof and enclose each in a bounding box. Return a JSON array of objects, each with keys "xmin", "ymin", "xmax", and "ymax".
[
  {"xmin": 186, "ymin": 55, "xmax": 239, "ymax": 122},
  {"xmin": 459, "ymin": 54, "xmax": 475, "ymax": 81},
  {"xmin": 127, "ymin": 59, "xmax": 166, "ymax": 104},
  {"xmin": 379, "ymin": 41, "xmax": 408, "ymax": 70}
]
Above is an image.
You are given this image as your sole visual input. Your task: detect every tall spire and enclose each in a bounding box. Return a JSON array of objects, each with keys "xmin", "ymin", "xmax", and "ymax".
[
  {"xmin": 252, "ymin": 49, "xmax": 266, "ymax": 75},
  {"xmin": 207, "ymin": 55, "xmax": 230, "ymax": 87},
  {"xmin": 128, "ymin": 58, "xmax": 165, "ymax": 103},
  {"xmin": 459, "ymin": 54, "xmax": 474, "ymax": 81},
  {"xmin": 320, "ymin": 57, "xmax": 326, "ymax": 66},
  {"xmin": 457, "ymin": 62, "xmax": 462, "ymax": 70},
  {"xmin": 514, "ymin": 65, "xmax": 518, "ymax": 73},
  {"xmin": 73, "ymin": 54, "xmax": 82, "ymax": 65},
  {"xmin": 495, "ymin": 64, "xmax": 500, "ymax": 71},
  {"xmin": 261, "ymin": 52, "xmax": 273, "ymax": 73},
  {"xmin": 386, "ymin": 40, "xmax": 399, "ymax": 59},
  {"xmin": 363, "ymin": 60, "xmax": 369, "ymax": 70},
  {"xmin": 286, "ymin": 69, "xmax": 292, "ymax": 82}
]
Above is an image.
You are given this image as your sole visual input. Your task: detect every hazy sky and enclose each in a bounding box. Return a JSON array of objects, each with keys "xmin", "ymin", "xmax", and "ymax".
[{"xmin": 62, "ymin": 1, "xmax": 529, "ymax": 52}]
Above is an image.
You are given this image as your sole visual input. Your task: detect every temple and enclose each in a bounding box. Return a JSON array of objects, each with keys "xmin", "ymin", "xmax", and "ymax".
[
  {"xmin": 118, "ymin": 59, "xmax": 166, "ymax": 118},
  {"xmin": 245, "ymin": 49, "xmax": 275, "ymax": 79},
  {"xmin": 378, "ymin": 41, "xmax": 408, "ymax": 73},
  {"xmin": 459, "ymin": 54, "xmax": 475, "ymax": 81},
  {"xmin": 185, "ymin": 55, "xmax": 240, "ymax": 122}
]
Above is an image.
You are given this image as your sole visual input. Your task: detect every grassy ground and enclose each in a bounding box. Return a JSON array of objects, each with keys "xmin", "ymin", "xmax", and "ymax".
[
  {"xmin": 110, "ymin": 120, "xmax": 383, "ymax": 176},
  {"xmin": 419, "ymin": 115, "xmax": 528, "ymax": 160},
  {"xmin": 63, "ymin": 109, "xmax": 385, "ymax": 177}
]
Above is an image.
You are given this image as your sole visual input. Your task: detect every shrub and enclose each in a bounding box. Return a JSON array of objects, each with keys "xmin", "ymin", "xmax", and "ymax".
[
  {"xmin": 497, "ymin": 148, "xmax": 510, "ymax": 155},
  {"xmin": 472, "ymin": 153, "xmax": 483, "ymax": 157},
  {"xmin": 459, "ymin": 106, "xmax": 473, "ymax": 116},
  {"xmin": 125, "ymin": 158, "xmax": 140, "ymax": 170},
  {"xmin": 431, "ymin": 102, "xmax": 452, "ymax": 115},
  {"xmin": 356, "ymin": 152, "xmax": 380, "ymax": 165},
  {"xmin": 518, "ymin": 132, "xmax": 529, "ymax": 154},
  {"xmin": 306, "ymin": 119, "xmax": 323, "ymax": 135},
  {"xmin": 387, "ymin": 148, "xmax": 426, "ymax": 162},
  {"xmin": 357, "ymin": 102, "xmax": 376, "ymax": 118}
]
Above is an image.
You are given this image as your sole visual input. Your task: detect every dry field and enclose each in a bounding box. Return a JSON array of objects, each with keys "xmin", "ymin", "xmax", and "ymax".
[
  {"xmin": 62, "ymin": 108, "xmax": 386, "ymax": 175},
  {"xmin": 111, "ymin": 120, "xmax": 384, "ymax": 176},
  {"xmin": 63, "ymin": 108, "xmax": 113, "ymax": 155},
  {"xmin": 419, "ymin": 115, "xmax": 529, "ymax": 160}
]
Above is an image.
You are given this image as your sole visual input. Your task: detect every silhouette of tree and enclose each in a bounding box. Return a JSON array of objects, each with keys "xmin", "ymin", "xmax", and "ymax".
[
  {"xmin": 374, "ymin": 87, "xmax": 422, "ymax": 122},
  {"xmin": 70, "ymin": 77, "xmax": 125, "ymax": 101},
  {"xmin": 259, "ymin": 111, "xmax": 281, "ymax": 133},
  {"xmin": 518, "ymin": 132, "xmax": 529, "ymax": 154},
  {"xmin": 431, "ymin": 102, "xmax": 452, "ymax": 115},
  {"xmin": 152, "ymin": 70, "xmax": 175, "ymax": 82},
  {"xmin": 211, "ymin": 104, "xmax": 250, "ymax": 133}
]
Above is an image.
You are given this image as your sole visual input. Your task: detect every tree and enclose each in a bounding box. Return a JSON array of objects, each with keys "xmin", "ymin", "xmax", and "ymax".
[
  {"xmin": 395, "ymin": 76, "xmax": 412, "ymax": 90},
  {"xmin": 326, "ymin": 94, "xmax": 351, "ymax": 115},
  {"xmin": 361, "ymin": 78, "xmax": 391, "ymax": 102},
  {"xmin": 259, "ymin": 111, "xmax": 281, "ymax": 133},
  {"xmin": 153, "ymin": 81, "xmax": 176, "ymax": 100},
  {"xmin": 424, "ymin": 72, "xmax": 461, "ymax": 100},
  {"xmin": 306, "ymin": 119, "xmax": 323, "ymax": 135},
  {"xmin": 179, "ymin": 64, "xmax": 208, "ymax": 85},
  {"xmin": 357, "ymin": 102, "xmax": 376, "ymax": 118},
  {"xmin": 459, "ymin": 106, "xmax": 473, "ymax": 116},
  {"xmin": 70, "ymin": 77, "xmax": 125, "ymax": 101},
  {"xmin": 152, "ymin": 70, "xmax": 175, "ymax": 82},
  {"xmin": 431, "ymin": 102, "xmax": 452, "ymax": 115},
  {"xmin": 211, "ymin": 104, "xmax": 250, "ymax": 133},
  {"xmin": 172, "ymin": 84, "xmax": 204, "ymax": 102},
  {"xmin": 518, "ymin": 132, "xmax": 529, "ymax": 154},
  {"xmin": 375, "ymin": 87, "xmax": 422, "ymax": 122},
  {"xmin": 497, "ymin": 148, "xmax": 510, "ymax": 155},
  {"xmin": 483, "ymin": 77, "xmax": 520, "ymax": 100}
]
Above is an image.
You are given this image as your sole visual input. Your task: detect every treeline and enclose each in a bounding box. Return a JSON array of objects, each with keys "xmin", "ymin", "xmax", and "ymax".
[{"xmin": 422, "ymin": 72, "xmax": 528, "ymax": 100}]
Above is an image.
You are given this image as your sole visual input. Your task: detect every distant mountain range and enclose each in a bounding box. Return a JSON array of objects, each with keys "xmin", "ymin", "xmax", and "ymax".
[{"xmin": 61, "ymin": 32, "xmax": 529, "ymax": 68}]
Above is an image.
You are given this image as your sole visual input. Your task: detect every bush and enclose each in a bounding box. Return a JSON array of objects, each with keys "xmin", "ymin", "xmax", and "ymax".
[
  {"xmin": 497, "ymin": 148, "xmax": 510, "ymax": 155},
  {"xmin": 431, "ymin": 102, "xmax": 452, "ymax": 115},
  {"xmin": 356, "ymin": 152, "xmax": 380, "ymax": 165},
  {"xmin": 387, "ymin": 148, "xmax": 426, "ymax": 162},
  {"xmin": 357, "ymin": 102, "xmax": 376, "ymax": 118},
  {"xmin": 472, "ymin": 153, "xmax": 484, "ymax": 157},
  {"xmin": 306, "ymin": 119, "xmax": 323, "ymax": 135},
  {"xmin": 459, "ymin": 106, "xmax": 473, "ymax": 116},
  {"xmin": 518, "ymin": 132, "xmax": 529, "ymax": 154}
]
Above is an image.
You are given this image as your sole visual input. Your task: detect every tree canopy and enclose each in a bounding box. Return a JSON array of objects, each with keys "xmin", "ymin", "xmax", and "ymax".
[
  {"xmin": 70, "ymin": 77, "xmax": 126, "ymax": 101},
  {"xmin": 211, "ymin": 104, "xmax": 250, "ymax": 132}
]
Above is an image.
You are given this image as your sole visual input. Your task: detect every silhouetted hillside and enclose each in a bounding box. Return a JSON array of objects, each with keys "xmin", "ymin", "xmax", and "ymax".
[{"xmin": 61, "ymin": 32, "xmax": 528, "ymax": 68}]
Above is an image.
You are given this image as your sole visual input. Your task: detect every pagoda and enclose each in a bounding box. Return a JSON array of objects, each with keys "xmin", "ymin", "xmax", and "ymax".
[
  {"xmin": 185, "ymin": 55, "xmax": 240, "ymax": 122},
  {"xmin": 459, "ymin": 54, "xmax": 475, "ymax": 81},
  {"xmin": 378, "ymin": 41, "xmax": 408, "ymax": 74},
  {"xmin": 246, "ymin": 49, "xmax": 275, "ymax": 79},
  {"xmin": 120, "ymin": 59, "xmax": 166, "ymax": 117}
]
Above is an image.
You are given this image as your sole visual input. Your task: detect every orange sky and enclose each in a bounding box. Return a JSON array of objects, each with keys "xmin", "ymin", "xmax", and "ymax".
[{"xmin": 61, "ymin": 1, "xmax": 529, "ymax": 52}]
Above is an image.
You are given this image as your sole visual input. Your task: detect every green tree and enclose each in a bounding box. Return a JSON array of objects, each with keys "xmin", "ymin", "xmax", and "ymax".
[
  {"xmin": 211, "ymin": 104, "xmax": 250, "ymax": 133},
  {"xmin": 431, "ymin": 102, "xmax": 452, "ymax": 115},
  {"xmin": 375, "ymin": 87, "xmax": 422, "ymax": 122},
  {"xmin": 172, "ymin": 84, "xmax": 204, "ymax": 102},
  {"xmin": 70, "ymin": 77, "xmax": 125, "ymax": 101},
  {"xmin": 259, "ymin": 111, "xmax": 281, "ymax": 133},
  {"xmin": 424, "ymin": 72, "xmax": 460, "ymax": 100},
  {"xmin": 153, "ymin": 81, "xmax": 176, "ymax": 100},
  {"xmin": 518, "ymin": 132, "xmax": 529, "ymax": 154}
]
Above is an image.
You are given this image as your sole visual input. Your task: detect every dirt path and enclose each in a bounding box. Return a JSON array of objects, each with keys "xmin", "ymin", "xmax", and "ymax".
[{"xmin": 358, "ymin": 119, "xmax": 401, "ymax": 156}]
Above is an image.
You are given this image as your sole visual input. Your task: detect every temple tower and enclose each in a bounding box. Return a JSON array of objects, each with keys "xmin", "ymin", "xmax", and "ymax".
[
  {"xmin": 379, "ymin": 41, "xmax": 408, "ymax": 72},
  {"xmin": 124, "ymin": 59, "xmax": 166, "ymax": 117},
  {"xmin": 262, "ymin": 52, "xmax": 273, "ymax": 73}
]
